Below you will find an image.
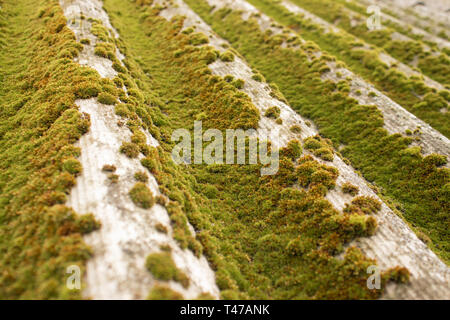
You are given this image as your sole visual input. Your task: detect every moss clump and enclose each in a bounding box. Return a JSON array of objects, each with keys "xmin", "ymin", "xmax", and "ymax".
[
  {"xmin": 62, "ymin": 158, "xmax": 82, "ymax": 176},
  {"xmin": 304, "ymin": 136, "xmax": 334, "ymax": 161},
  {"xmin": 342, "ymin": 182, "xmax": 359, "ymax": 196},
  {"xmin": 232, "ymin": 78, "xmax": 245, "ymax": 89},
  {"xmin": 147, "ymin": 285, "xmax": 183, "ymax": 300},
  {"xmin": 384, "ymin": 266, "xmax": 410, "ymax": 284},
  {"xmin": 102, "ymin": 164, "xmax": 117, "ymax": 172},
  {"xmin": 252, "ymin": 73, "xmax": 264, "ymax": 82},
  {"xmin": 290, "ymin": 124, "xmax": 302, "ymax": 134},
  {"xmin": 196, "ymin": 292, "xmax": 216, "ymax": 300},
  {"xmin": 101, "ymin": 0, "xmax": 409, "ymax": 299},
  {"xmin": 220, "ymin": 50, "xmax": 235, "ymax": 62},
  {"xmin": 182, "ymin": 0, "xmax": 450, "ymax": 261},
  {"xmin": 224, "ymin": 74, "xmax": 234, "ymax": 82},
  {"xmin": 97, "ymin": 92, "xmax": 117, "ymax": 105},
  {"xmin": 344, "ymin": 196, "xmax": 382, "ymax": 215},
  {"xmin": 188, "ymin": 32, "xmax": 209, "ymax": 46},
  {"xmin": 134, "ymin": 171, "xmax": 149, "ymax": 182},
  {"xmin": 74, "ymin": 81, "xmax": 101, "ymax": 99},
  {"xmin": 107, "ymin": 173, "xmax": 119, "ymax": 183},
  {"xmin": 119, "ymin": 141, "xmax": 140, "ymax": 158},
  {"xmin": 264, "ymin": 106, "xmax": 281, "ymax": 119},
  {"xmin": 77, "ymin": 213, "xmax": 101, "ymax": 234},
  {"xmin": 0, "ymin": 0, "xmax": 107, "ymax": 298},
  {"xmin": 145, "ymin": 252, "xmax": 190, "ymax": 288},
  {"xmin": 155, "ymin": 223, "xmax": 168, "ymax": 234},
  {"xmin": 129, "ymin": 182, "xmax": 154, "ymax": 209}
]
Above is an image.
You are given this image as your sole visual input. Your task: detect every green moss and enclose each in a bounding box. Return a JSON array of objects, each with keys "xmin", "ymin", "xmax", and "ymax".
[
  {"xmin": 344, "ymin": 196, "xmax": 382, "ymax": 215},
  {"xmin": 134, "ymin": 171, "xmax": 149, "ymax": 182},
  {"xmin": 147, "ymin": 285, "xmax": 183, "ymax": 300},
  {"xmin": 188, "ymin": 32, "xmax": 209, "ymax": 46},
  {"xmin": 145, "ymin": 252, "xmax": 189, "ymax": 288},
  {"xmin": 107, "ymin": 173, "xmax": 119, "ymax": 183},
  {"xmin": 129, "ymin": 182, "xmax": 154, "ymax": 209},
  {"xmin": 182, "ymin": 0, "xmax": 449, "ymax": 262},
  {"xmin": 290, "ymin": 125, "xmax": 302, "ymax": 134},
  {"xmin": 76, "ymin": 213, "xmax": 101, "ymax": 234},
  {"xmin": 242, "ymin": 0, "xmax": 450, "ymax": 138},
  {"xmin": 0, "ymin": 0, "xmax": 108, "ymax": 299},
  {"xmin": 251, "ymin": 73, "xmax": 264, "ymax": 82},
  {"xmin": 119, "ymin": 141, "xmax": 140, "ymax": 158},
  {"xmin": 100, "ymin": 0, "xmax": 411, "ymax": 299},
  {"xmin": 304, "ymin": 136, "xmax": 334, "ymax": 161},
  {"xmin": 342, "ymin": 182, "xmax": 359, "ymax": 196},
  {"xmin": 102, "ymin": 164, "xmax": 117, "ymax": 172},
  {"xmin": 220, "ymin": 50, "xmax": 235, "ymax": 62},
  {"xmin": 62, "ymin": 158, "xmax": 82, "ymax": 176},
  {"xmin": 264, "ymin": 106, "xmax": 281, "ymax": 119},
  {"xmin": 97, "ymin": 92, "xmax": 117, "ymax": 105},
  {"xmin": 232, "ymin": 78, "xmax": 245, "ymax": 89},
  {"xmin": 384, "ymin": 266, "xmax": 410, "ymax": 284},
  {"xmin": 155, "ymin": 223, "xmax": 168, "ymax": 234}
]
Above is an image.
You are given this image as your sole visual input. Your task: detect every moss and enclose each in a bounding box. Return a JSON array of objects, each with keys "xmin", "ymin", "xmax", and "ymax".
[
  {"xmin": 76, "ymin": 213, "xmax": 101, "ymax": 234},
  {"xmin": 107, "ymin": 173, "xmax": 119, "ymax": 183},
  {"xmin": 188, "ymin": 32, "xmax": 209, "ymax": 46},
  {"xmin": 264, "ymin": 106, "xmax": 281, "ymax": 119},
  {"xmin": 0, "ymin": 0, "xmax": 106, "ymax": 298},
  {"xmin": 220, "ymin": 50, "xmax": 235, "ymax": 62},
  {"xmin": 344, "ymin": 196, "xmax": 382, "ymax": 215},
  {"xmin": 240, "ymin": 0, "xmax": 450, "ymax": 138},
  {"xmin": 114, "ymin": 104, "xmax": 130, "ymax": 117},
  {"xmin": 290, "ymin": 125, "xmax": 302, "ymax": 134},
  {"xmin": 62, "ymin": 158, "xmax": 82, "ymax": 176},
  {"xmin": 102, "ymin": 164, "xmax": 117, "ymax": 172},
  {"xmin": 80, "ymin": 38, "xmax": 90, "ymax": 45},
  {"xmin": 224, "ymin": 74, "xmax": 234, "ymax": 83},
  {"xmin": 97, "ymin": 91, "xmax": 117, "ymax": 105},
  {"xmin": 119, "ymin": 141, "xmax": 140, "ymax": 158},
  {"xmin": 134, "ymin": 171, "xmax": 149, "ymax": 182},
  {"xmin": 100, "ymin": 0, "xmax": 411, "ymax": 299},
  {"xmin": 155, "ymin": 223, "xmax": 168, "ymax": 234},
  {"xmin": 145, "ymin": 252, "xmax": 189, "ymax": 288},
  {"xmin": 232, "ymin": 78, "xmax": 245, "ymax": 89},
  {"xmin": 183, "ymin": 0, "xmax": 450, "ymax": 262},
  {"xmin": 342, "ymin": 182, "xmax": 359, "ymax": 196},
  {"xmin": 304, "ymin": 136, "xmax": 334, "ymax": 161},
  {"xmin": 252, "ymin": 73, "xmax": 264, "ymax": 82},
  {"xmin": 147, "ymin": 285, "xmax": 183, "ymax": 300},
  {"xmin": 196, "ymin": 292, "xmax": 215, "ymax": 300},
  {"xmin": 129, "ymin": 182, "xmax": 154, "ymax": 209},
  {"xmin": 384, "ymin": 266, "xmax": 410, "ymax": 284}
]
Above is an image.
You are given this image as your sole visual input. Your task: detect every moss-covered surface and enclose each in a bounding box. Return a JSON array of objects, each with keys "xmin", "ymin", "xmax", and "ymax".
[
  {"xmin": 285, "ymin": 0, "xmax": 450, "ymax": 88},
  {"xmin": 0, "ymin": 0, "xmax": 102, "ymax": 299},
  {"xmin": 245, "ymin": 0, "xmax": 450, "ymax": 138},
  {"xmin": 129, "ymin": 182, "xmax": 155, "ymax": 209},
  {"xmin": 182, "ymin": 0, "xmax": 449, "ymax": 263},
  {"xmin": 147, "ymin": 284, "xmax": 183, "ymax": 300},
  {"xmin": 100, "ymin": 0, "xmax": 410, "ymax": 299},
  {"xmin": 145, "ymin": 251, "xmax": 190, "ymax": 288}
]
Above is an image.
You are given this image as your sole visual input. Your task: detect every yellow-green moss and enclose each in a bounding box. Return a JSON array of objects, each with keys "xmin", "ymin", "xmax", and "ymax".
[
  {"xmin": 129, "ymin": 182, "xmax": 154, "ymax": 209},
  {"xmin": 145, "ymin": 252, "xmax": 189, "ymax": 288}
]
